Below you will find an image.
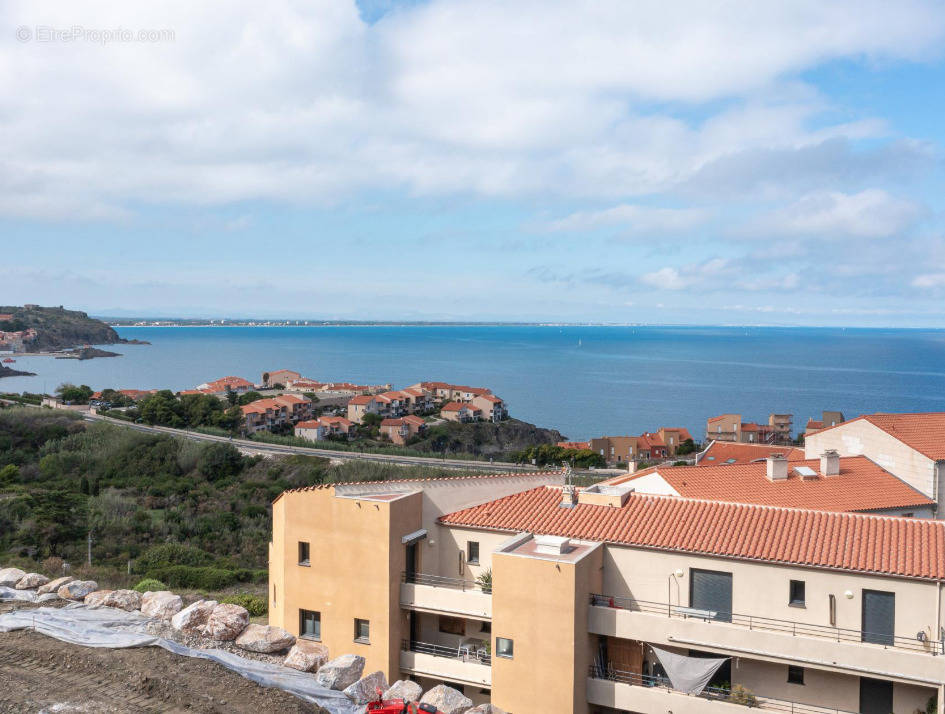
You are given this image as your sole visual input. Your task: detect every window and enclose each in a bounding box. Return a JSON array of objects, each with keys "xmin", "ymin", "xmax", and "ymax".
[
  {"xmin": 690, "ymin": 568, "xmax": 733, "ymax": 622},
  {"xmin": 480, "ymin": 621, "xmax": 491, "ymax": 634},
  {"xmin": 439, "ymin": 615, "xmax": 465, "ymax": 635},
  {"xmin": 354, "ymin": 618, "xmax": 370, "ymax": 643},
  {"xmin": 787, "ymin": 666, "xmax": 804, "ymax": 685},
  {"xmin": 789, "ymin": 580, "xmax": 806, "ymax": 607},
  {"xmin": 467, "ymin": 541, "xmax": 480, "ymax": 565},
  {"xmin": 299, "ymin": 609, "xmax": 320, "ymax": 640},
  {"xmin": 496, "ymin": 637, "xmax": 514, "ymax": 658},
  {"xmin": 298, "ymin": 541, "xmax": 310, "ymax": 566}
]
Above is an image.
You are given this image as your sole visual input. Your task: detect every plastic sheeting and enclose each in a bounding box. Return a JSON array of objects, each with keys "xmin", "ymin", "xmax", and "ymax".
[
  {"xmin": 0, "ymin": 586, "xmax": 60, "ymax": 603},
  {"xmin": 0, "ymin": 605, "xmax": 364, "ymax": 714},
  {"xmin": 650, "ymin": 645, "xmax": 728, "ymax": 695}
]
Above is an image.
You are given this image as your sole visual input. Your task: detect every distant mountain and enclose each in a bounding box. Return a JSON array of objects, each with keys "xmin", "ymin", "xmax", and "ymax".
[{"xmin": 0, "ymin": 305, "xmax": 147, "ymax": 352}]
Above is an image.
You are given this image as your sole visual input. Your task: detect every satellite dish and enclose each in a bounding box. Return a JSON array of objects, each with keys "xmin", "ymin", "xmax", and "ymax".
[{"xmin": 917, "ymin": 630, "xmax": 927, "ymax": 642}]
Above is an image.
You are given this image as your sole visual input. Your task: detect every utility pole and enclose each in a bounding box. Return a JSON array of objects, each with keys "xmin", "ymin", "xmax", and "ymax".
[{"xmin": 86, "ymin": 531, "xmax": 93, "ymax": 566}]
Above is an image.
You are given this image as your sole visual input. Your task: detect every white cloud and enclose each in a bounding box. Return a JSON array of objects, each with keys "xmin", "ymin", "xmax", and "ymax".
[
  {"xmin": 0, "ymin": 0, "xmax": 943, "ymax": 217},
  {"xmin": 912, "ymin": 273, "xmax": 945, "ymax": 288},
  {"xmin": 545, "ymin": 205, "xmax": 708, "ymax": 234},
  {"xmin": 748, "ymin": 189, "xmax": 923, "ymax": 238}
]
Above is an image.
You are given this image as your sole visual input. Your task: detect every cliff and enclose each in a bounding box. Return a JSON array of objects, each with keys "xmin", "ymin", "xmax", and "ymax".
[{"xmin": 0, "ymin": 305, "xmax": 139, "ymax": 352}]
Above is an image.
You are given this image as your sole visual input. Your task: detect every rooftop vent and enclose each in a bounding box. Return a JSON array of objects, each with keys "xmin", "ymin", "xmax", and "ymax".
[
  {"xmin": 820, "ymin": 449, "xmax": 840, "ymax": 476},
  {"xmin": 534, "ymin": 535, "xmax": 572, "ymax": 555},
  {"xmin": 766, "ymin": 454, "xmax": 789, "ymax": 481},
  {"xmin": 560, "ymin": 483, "xmax": 578, "ymax": 508}
]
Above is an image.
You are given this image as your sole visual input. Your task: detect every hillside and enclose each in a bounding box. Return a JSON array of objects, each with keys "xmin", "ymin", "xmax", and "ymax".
[
  {"xmin": 408, "ymin": 417, "xmax": 563, "ymax": 458},
  {"xmin": 0, "ymin": 305, "xmax": 145, "ymax": 352}
]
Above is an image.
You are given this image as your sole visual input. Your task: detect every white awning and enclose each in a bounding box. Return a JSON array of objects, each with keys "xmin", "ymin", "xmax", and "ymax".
[{"xmin": 401, "ymin": 529, "xmax": 428, "ymax": 545}]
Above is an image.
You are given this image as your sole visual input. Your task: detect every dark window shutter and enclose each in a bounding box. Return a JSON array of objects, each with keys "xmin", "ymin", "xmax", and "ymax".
[
  {"xmin": 690, "ymin": 569, "xmax": 733, "ymax": 622},
  {"xmin": 862, "ymin": 590, "xmax": 895, "ymax": 646}
]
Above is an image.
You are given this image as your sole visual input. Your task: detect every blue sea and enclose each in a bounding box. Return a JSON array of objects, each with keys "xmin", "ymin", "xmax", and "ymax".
[{"xmin": 4, "ymin": 326, "xmax": 945, "ymax": 440}]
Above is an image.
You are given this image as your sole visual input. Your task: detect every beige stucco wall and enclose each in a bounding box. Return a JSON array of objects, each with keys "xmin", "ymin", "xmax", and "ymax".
[
  {"xmin": 269, "ymin": 488, "xmax": 422, "ymax": 681},
  {"xmin": 491, "ymin": 544, "xmax": 602, "ymax": 714},
  {"xmin": 600, "ymin": 544, "xmax": 941, "ymax": 647},
  {"xmin": 804, "ymin": 420, "xmax": 939, "ymax": 506}
]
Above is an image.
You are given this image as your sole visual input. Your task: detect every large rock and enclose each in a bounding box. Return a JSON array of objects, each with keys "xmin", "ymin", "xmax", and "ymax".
[
  {"xmin": 141, "ymin": 591, "xmax": 183, "ymax": 620},
  {"xmin": 203, "ymin": 603, "xmax": 249, "ymax": 640},
  {"xmin": 0, "ymin": 568, "xmax": 27, "ymax": 587},
  {"xmin": 37, "ymin": 576, "xmax": 73, "ymax": 595},
  {"xmin": 343, "ymin": 671, "xmax": 388, "ymax": 704},
  {"xmin": 315, "ymin": 654, "xmax": 366, "ymax": 691},
  {"xmin": 103, "ymin": 589, "xmax": 142, "ymax": 611},
  {"xmin": 283, "ymin": 640, "xmax": 330, "ymax": 672},
  {"xmin": 171, "ymin": 599, "xmax": 217, "ymax": 634},
  {"xmin": 235, "ymin": 624, "xmax": 296, "ymax": 653},
  {"xmin": 83, "ymin": 590, "xmax": 115, "ymax": 608},
  {"xmin": 466, "ymin": 706, "xmax": 508, "ymax": 714},
  {"xmin": 382, "ymin": 680, "xmax": 423, "ymax": 703},
  {"xmin": 15, "ymin": 573, "xmax": 49, "ymax": 590},
  {"xmin": 58, "ymin": 580, "xmax": 98, "ymax": 600},
  {"xmin": 420, "ymin": 685, "xmax": 473, "ymax": 714}
]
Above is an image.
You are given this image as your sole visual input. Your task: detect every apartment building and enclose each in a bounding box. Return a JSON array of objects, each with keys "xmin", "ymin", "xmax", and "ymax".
[
  {"xmin": 295, "ymin": 416, "xmax": 356, "ymax": 442},
  {"xmin": 380, "ymin": 415, "xmax": 427, "ymax": 445},
  {"xmin": 263, "ymin": 369, "xmax": 302, "ymax": 387},
  {"xmin": 408, "ymin": 382, "xmax": 493, "ymax": 404},
  {"xmin": 706, "ymin": 413, "xmax": 793, "ymax": 445},
  {"xmin": 584, "ymin": 428, "xmax": 694, "ymax": 466},
  {"xmin": 440, "ymin": 402, "xmax": 482, "ymax": 423},
  {"xmin": 803, "ymin": 412, "xmax": 945, "ymax": 517},
  {"xmin": 240, "ymin": 394, "xmax": 313, "ymax": 434},
  {"xmin": 347, "ymin": 389, "xmax": 435, "ymax": 424},
  {"xmin": 270, "ymin": 471, "xmax": 945, "ymax": 714},
  {"xmin": 190, "ymin": 375, "xmax": 255, "ymax": 395},
  {"xmin": 470, "ymin": 394, "xmax": 508, "ymax": 423},
  {"xmin": 602, "ymin": 452, "xmax": 935, "ymax": 517},
  {"xmin": 695, "ymin": 441, "xmax": 804, "ymax": 466},
  {"xmin": 804, "ymin": 411, "xmax": 846, "ymax": 438}
]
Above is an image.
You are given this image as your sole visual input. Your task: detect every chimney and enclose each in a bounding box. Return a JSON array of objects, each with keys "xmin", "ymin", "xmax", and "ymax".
[
  {"xmin": 560, "ymin": 484, "xmax": 577, "ymax": 508},
  {"xmin": 820, "ymin": 449, "xmax": 840, "ymax": 476},
  {"xmin": 627, "ymin": 459, "xmax": 638, "ymax": 474},
  {"xmin": 766, "ymin": 454, "xmax": 788, "ymax": 481}
]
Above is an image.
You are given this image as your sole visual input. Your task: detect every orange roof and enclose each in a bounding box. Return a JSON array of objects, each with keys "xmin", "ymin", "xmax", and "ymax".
[
  {"xmin": 474, "ymin": 394, "xmax": 503, "ymax": 403},
  {"xmin": 812, "ymin": 413, "xmax": 945, "ymax": 461},
  {"xmin": 558, "ymin": 441, "xmax": 591, "ymax": 450},
  {"xmin": 440, "ymin": 401, "xmax": 467, "ymax": 412},
  {"xmin": 295, "ymin": 420, "xmax": 323, "ymax": 429},
  {"xmin": 439, "ymin": 486, "xmax": 945, "ymax": 581},
  {"xmin": 610, "ymin": 456, "xmax": 932, "ymax": 513},
  {"xmin": 319, "ymin": 416, "xmax": 354, "ymax": 427},
  {"xmin": 698, "ymin": 441, "xmax": 805, "ymax": 466},
  {"xmin": 348, "ymin": 395, "xmax": 374, "ymax": 405}
]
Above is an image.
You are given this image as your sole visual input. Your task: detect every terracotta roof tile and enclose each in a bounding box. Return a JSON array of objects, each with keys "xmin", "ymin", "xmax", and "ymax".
[
  {"xmin": 439, "ymin": 486, "xmax": 945, "ymax": 580},
  {"xmin": 812, "ymin": 413, "xmax": 945, "ymax": 461},
  {"xmin": 698, "ymin": 442, "xmax": 805, "ymax": 466}
]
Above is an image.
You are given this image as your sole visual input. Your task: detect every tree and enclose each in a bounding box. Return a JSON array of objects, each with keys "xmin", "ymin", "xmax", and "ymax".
[
  {"xmin": 137, "ymin": 390, "xmax": 185, "ymax": 428},
  {"xmin": 98, "ymin": 389, "xmax": 134, "ymax": 407},
  {"xmin": 196, "ymin": 442, "xmax": 243, "ymax": 480},
  {"xmin": 361, "ymin": 413, "xmax": 383, "ymax": 428},
  {"xmin": 237, "ymin": 391, "xmax": 264, "ymax": 405},
  {"xmin": 676, "ymin": 438, "xmax": 698, "ymax": 455},
  {"xmin": 56, "ymin": 383, "xmax": 93, "ymax": 404}
]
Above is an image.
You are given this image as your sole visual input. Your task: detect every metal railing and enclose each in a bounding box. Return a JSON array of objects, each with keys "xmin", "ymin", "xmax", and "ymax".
[
  {"xmin": 589, "ymin": 666, "xmax": 856, "ymax": 714},
  {"xmin": 402, "ymin": 639, "xmax": 492, "ymax": 666},
  {"xmin": 589, "ymin": 594, "xmax": 943, "ymax": 655},
  {"xmin": 402, "ymin": 571, "xmax": 489, "ymax": 593}
]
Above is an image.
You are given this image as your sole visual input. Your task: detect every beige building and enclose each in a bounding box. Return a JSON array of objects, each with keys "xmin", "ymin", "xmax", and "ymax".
[
  {"xmin": 804, "ymin": 410, "xmax": 846, "ymax": 437},
  {"xmin": 270, "ymin": 470, "xmax": 945, "ymax": 714},
  {"xmin": 440, "ymin": 402, "xmax": 481, "ymax": 422},
  {"xmin": 804, "ymin": 412, "xmax": 945, "ymax": 518},
  {"xmin": 706, "ymin": 413, "xmax": 793, "ymax": 445},
  {"xmin": 585, "ymin": 427, "xmax": 694, "ymax": 466},
  {"xmin": 380, "ymin": 415, "xmax": 427, "ymax": 445}
]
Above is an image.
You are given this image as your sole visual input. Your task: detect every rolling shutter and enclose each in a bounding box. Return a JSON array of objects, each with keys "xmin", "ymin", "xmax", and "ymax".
[
  {"xmin": 862, "ymin": 590, "xmax": 895, "ymax": 646},
  {"xmin": 690, "ymin": 569, "xmax": 732, "ymax": 622}
]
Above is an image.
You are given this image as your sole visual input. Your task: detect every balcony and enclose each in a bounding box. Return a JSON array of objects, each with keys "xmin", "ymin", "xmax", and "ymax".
[
  {"xmin": 588, "ymin": 594, "xmax": 945, "ymax": 683},
  {"xmin": 587, "ymin": 667, "xmax": 855, "ymax": 714},
  {"xmin": 401, "ymin": 572, "xmax": 492, "ymax": 620},
  {"xmin": 400, "ymin": 640, "xmax": 492, "ymax": 688}
]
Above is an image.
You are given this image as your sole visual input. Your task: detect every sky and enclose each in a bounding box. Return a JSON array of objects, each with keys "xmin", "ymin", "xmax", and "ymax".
[{"xmin": 3, "ymin": 0, "xmax": 945, "ymax": 325}]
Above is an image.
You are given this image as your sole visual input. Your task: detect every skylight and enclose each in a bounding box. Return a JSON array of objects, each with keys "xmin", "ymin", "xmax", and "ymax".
[{"xmin": 793, "ymin": 466, "xmax": 817, "ymax": 477}]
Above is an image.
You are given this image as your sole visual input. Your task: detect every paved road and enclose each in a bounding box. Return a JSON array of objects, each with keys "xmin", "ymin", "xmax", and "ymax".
[{"xmin": 82, "ymin": 412, "xmax": 538, "ymax": 472}]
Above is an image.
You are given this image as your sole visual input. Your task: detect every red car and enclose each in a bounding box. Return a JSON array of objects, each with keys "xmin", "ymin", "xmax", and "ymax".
[{"xmin": 367, "ymin": 700, "xmax": 439, "ymax": 714}]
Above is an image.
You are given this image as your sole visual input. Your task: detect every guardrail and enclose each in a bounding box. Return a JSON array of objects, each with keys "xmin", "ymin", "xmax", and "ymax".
[
  {"xmin": 403, "ymin": 639, "xmax": 491, "ymax": 666},
  {"xmin": 589, "ymin": 666, "xmax": 856, "ymax": 714},
  {"xmin": 402, "ymin": 571, "xmax": 490, "ymax": 593},
  {"xmin": 590, "ymin": 594, "xmax": 943, "ymax": 654}
]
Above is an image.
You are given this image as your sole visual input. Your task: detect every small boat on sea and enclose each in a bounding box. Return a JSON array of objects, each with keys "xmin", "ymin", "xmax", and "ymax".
[{"xmin": 1, "ymin": 357, "xmax": 14, "ymax": 363}]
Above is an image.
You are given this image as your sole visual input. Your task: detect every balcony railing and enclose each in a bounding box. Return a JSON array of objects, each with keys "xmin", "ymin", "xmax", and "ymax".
[
  {"xmin": 403, "ymin": 639, "xmax": 492, "ymax": 666},
  {"xmin": 590, "ymin": 594, "xmax": 943, "ymax": 654},
  {"xmin": 402, "ymin": 571, "xmax": 490, "ymax": 593},
  {"xmin": 589, "ymin": 666, "xmax": 856, "ymax": 714}
]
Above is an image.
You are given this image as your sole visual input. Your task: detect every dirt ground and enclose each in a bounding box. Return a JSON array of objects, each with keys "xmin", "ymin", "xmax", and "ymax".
[{"xmin": 0, "ymin": 629, "xmax": 329, "ymax": 714}]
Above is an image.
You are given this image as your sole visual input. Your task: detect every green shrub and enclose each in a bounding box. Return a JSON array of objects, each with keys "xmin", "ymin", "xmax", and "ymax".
[
  {"xmin": 220, "ymin": 593, "xmax": 268, "ymax": 616},
  {"xmin": 134, "ymin": 543, "xmax": 216, "ymax": 573},
  {"xmin": 145, "ymin": 565, "xmax": 238, "ymax": 590},
  {"xmin": 133, "ymin": 578, "xmax": 166, "ymax": 592}
]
